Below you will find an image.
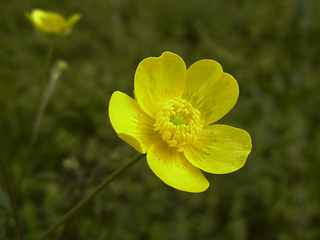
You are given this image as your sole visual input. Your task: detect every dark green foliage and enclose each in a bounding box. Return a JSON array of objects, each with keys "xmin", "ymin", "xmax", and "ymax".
[{"xmin": 1, "ymin": 0, "xmax": 320, "ymax": 239}]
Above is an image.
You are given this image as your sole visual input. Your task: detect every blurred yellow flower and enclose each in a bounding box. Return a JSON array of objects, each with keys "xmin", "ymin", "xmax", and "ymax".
[
  {"xmin": 109, "ymin": 52, "xmax": 252, "ymax": 193},
  {"xmin": 26, "ymin": 9, "xmax": 81, "ymax": 35}
]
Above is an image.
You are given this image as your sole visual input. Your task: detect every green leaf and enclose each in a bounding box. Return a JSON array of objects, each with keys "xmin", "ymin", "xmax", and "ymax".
[{"xmin": 0, "ymin": 185, "xmax": 11, "ymax": 214}]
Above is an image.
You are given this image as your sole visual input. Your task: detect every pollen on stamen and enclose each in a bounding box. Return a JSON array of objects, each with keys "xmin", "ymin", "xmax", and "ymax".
[
  {"xmin": 153, "ymin": 97, "xmax": 203, "ymax": 151},
  {"xmin": 162, "ymin": 131, "xmax": 171, "ymax": 141},
  {"xmin": 167, "ymin": 140, "xmax": 178, "ymax": 147}
]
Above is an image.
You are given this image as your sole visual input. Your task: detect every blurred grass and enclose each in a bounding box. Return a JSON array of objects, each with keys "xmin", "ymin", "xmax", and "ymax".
[{"xmin": 1, "ymin": 0, "xmax": 320, "ymax": 239}]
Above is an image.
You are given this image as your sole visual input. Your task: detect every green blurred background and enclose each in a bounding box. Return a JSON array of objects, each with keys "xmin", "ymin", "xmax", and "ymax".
[{"xmin": 1, "ymin": 0, "xmax": 320, "ymax": 239}]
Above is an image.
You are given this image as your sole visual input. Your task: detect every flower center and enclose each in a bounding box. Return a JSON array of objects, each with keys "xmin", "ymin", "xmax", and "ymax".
[{"xmin": 153, "ymin": 97, "xmax": 203, "ymax": 152}]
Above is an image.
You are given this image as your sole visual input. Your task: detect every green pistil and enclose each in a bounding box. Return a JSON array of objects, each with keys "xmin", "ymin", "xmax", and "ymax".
[{"xmin": 170, "ymin": 115, "xmax": 185, "ymax": 126}]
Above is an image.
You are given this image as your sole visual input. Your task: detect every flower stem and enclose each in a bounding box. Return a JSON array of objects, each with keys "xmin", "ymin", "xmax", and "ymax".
[
  {"xmin": 45, "ymin": 39, "xmax": 55, "ymax": 73},
  {"xmin": 0, "ymin": 149, "xmax": 26, "ymax": 240},
  {"xmin": 31, "ymin": 40, "xmax": 55, "ymax": 143},
  {"xmin": 37, "ymin": 153, "xmax": 145, "ymax": 240}
]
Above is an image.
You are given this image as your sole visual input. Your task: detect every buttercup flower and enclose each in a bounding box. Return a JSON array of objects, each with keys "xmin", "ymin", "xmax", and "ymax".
[
  {"xmin": 109, "ymin": 52, "xmax": 252, "ymax": 193},
  {"xmin": 26, "ymin": 9, "xmax": 81, "ymax": 35}
]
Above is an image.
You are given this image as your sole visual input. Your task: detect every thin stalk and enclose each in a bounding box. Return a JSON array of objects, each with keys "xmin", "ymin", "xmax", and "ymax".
[
  {"xmin": 0, "ymin": 149, "xmax": 26, "ymax": 240},
  {"xmin": 31, "ymin": 40, "xmax": 55, "ymax": 143},
  {"xmin": 37, "ymin": 153, "xmax": 145, "ymax": 240},
  {"xmin": 44, "ymin": 38, "xmax": 55, "ymax": 76}
]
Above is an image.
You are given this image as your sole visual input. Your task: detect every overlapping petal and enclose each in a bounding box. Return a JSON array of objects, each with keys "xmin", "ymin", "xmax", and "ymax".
[
  {"xmin": 66, "ymin": 14, "xmax": 81, "ymax": 32},
  {"xmin": 109, "ymin": 91, "xmax": 161, "ymax": 154},
  {"xmin": 183, "ymin": 124, "xmax": 252, "ymax": 174},
  {"xmin": 134, "ymin": 51, "xmax": 187, "ymax": 118},
  {"xmin": 183, "ymin": 60, "xmax": 239, "ymax": 125},
  {"xmin": 26, "ymin": 9, "xmax": 80, "ymax": 35},
  {"xmin": 147, "ymin": 141, "xmax": 209, "ymax": 192}
]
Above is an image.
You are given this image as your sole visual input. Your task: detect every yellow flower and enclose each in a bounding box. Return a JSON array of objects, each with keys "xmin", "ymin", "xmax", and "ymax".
[
  {"xmin": 26, "ymin": 9, "xmax": 81, "ymax": 35},
  {"xmin": 109, "ymin": 52, "xmax": 252, "ymax": 193}
]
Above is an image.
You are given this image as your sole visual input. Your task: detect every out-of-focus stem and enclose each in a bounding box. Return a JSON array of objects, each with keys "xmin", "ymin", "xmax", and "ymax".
[
  {"xmin": 31, "ymin": 41, "xmax": 55, "ymax": 143},
  {"xmin": 0, "ymin": 149, "xmax": 26, "ymax": 240},
  {"xmin": 31, "ymin": 41, "xmax": 69, "ymax": 143},
  {"xmin": 37, "ymin": 153, "xmax": 145, "ymax": 240}
]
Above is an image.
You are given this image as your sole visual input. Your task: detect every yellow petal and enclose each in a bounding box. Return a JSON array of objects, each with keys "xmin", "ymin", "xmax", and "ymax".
[
  {"xmin": 183, "ymin": 60, "xmax": 239, "ymax": 125},
  {"xmin": 66, "ymin": 14, "xmax": 81, "ymax": 33},
  {"xmin": 26, "ymin": 9, "xmax": 80, "ymax": 35},
  {"xmin": 108, "ymin": 91, "xmax": 161, "ymax": 154},
  {"xmin": 134, "ymin": 51, "xmax": 187, "ymax": 118},
  {"xmin": 28, "ymin": 9, "xmax": 66, "ymax": 34},
  {"xmin": 183, "ymin": 124, "xmax": 252, "ymax": 174},
  {"xmin": 147, "ymin": 141, "xmax": 209, "ymax": 192}
]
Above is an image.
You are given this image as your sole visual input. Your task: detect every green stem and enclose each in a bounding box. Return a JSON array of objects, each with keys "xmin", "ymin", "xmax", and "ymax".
[
  {"xmin": 0, "ymin": 149, "xmax": 26, "ymax": 240},
  {"xmin": 37, "ymin": 153, "xmax": 145, "ymax": 240},
  {"xmin": 44, "ymin": 38, "xmax": 55, "ymax": 75},
  {"xmin": 31, "ymin": 40, "xmax": 55, "ymax": 143}
]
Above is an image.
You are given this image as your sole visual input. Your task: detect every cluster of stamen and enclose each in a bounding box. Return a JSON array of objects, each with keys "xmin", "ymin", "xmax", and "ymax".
[{"xmin": 153, "ymin": 97, "xmax": 203, "ymax": 152}]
